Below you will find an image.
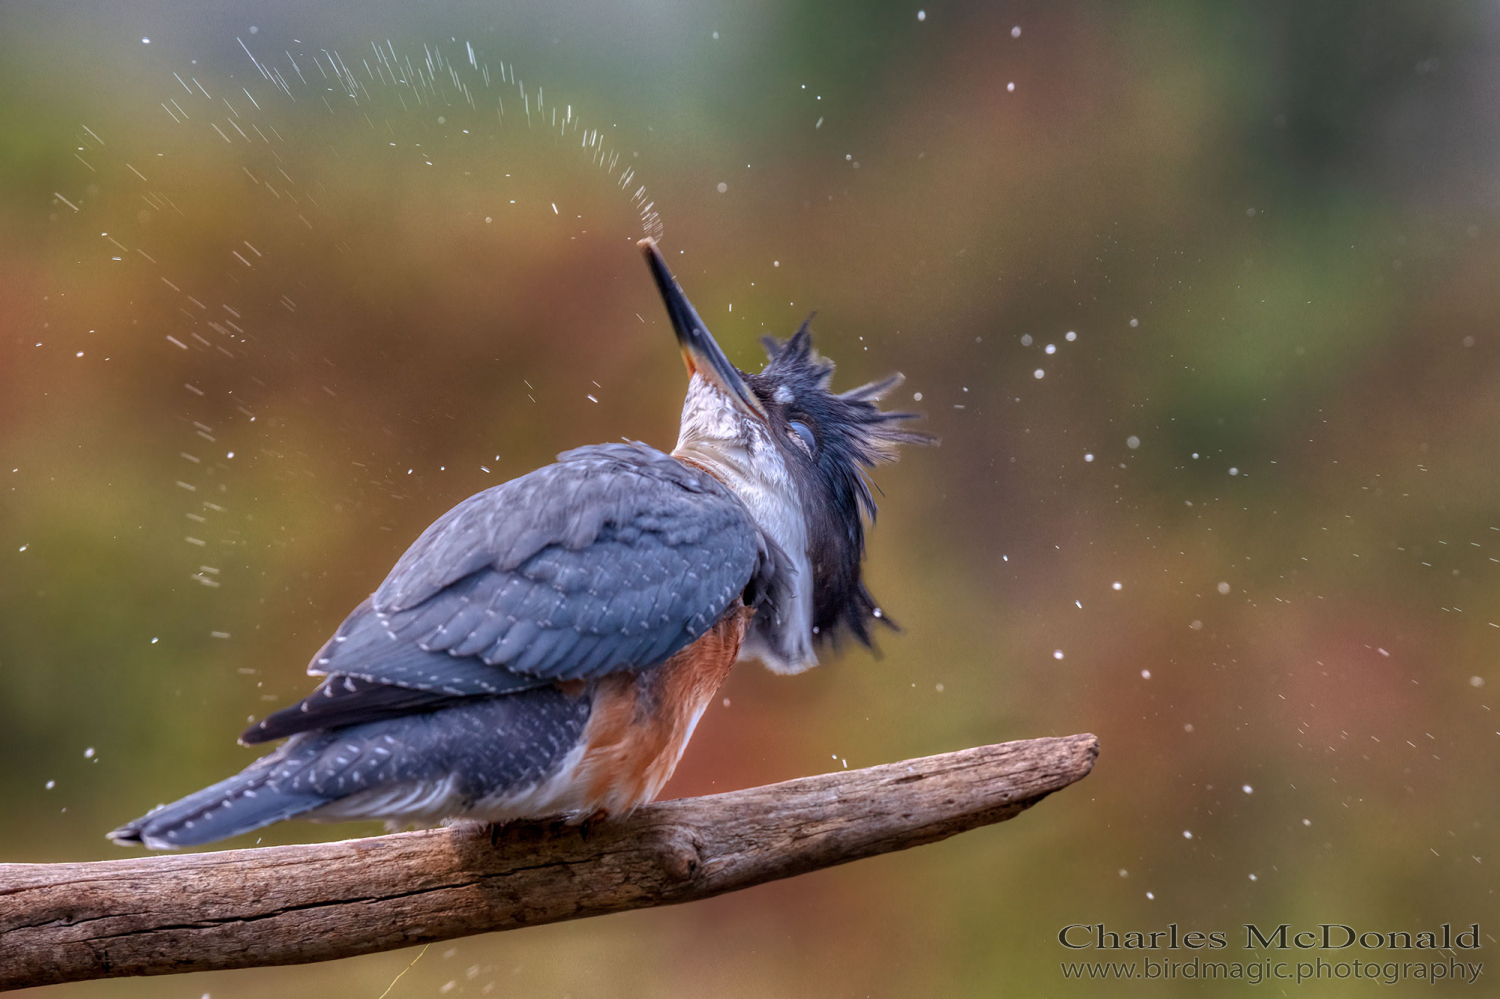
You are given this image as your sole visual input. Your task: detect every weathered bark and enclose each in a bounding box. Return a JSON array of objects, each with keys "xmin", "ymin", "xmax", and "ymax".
[{"xmin": 0, "ymin": 734, "xmax": 1097, "ymax": 990}]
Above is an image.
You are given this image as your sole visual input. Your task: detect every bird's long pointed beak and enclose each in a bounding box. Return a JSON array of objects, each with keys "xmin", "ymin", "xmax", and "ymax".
[{"xmin": 639, "ymin": 238, "xmax": 768, "ymax": 421}]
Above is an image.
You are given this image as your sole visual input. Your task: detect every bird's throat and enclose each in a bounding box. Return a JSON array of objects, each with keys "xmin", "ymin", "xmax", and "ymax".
[{"xmin": 671, "ymin": 445, "xmax": 818, "ymax": 674}]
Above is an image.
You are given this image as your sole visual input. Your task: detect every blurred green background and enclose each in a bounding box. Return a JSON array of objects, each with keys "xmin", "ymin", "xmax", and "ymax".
[{"xmin": 3, "ymin": 1, "xmax": 1499, "ymax": 995}]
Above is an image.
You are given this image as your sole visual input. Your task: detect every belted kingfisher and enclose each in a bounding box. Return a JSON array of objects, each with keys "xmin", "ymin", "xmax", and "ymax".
[{"xmin": 110, "ymin": 239, "xmax": 928, "ymax": 850}]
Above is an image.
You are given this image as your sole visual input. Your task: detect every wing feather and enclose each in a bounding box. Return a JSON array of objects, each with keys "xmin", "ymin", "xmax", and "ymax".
[{"xmin": 245, "ymin": 443, "xmax": 775, "ymax": 745}]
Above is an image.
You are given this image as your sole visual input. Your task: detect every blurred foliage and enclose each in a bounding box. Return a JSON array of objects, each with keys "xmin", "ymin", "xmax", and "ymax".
[{"xmin": 3, "ymin": 1, "xmax": 1500, "ymax": 996}]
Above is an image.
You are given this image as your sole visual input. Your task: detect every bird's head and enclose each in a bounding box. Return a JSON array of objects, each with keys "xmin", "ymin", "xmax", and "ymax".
[{"xmin": 640, "ymin": 239, "xmax": 931, "ymax": 669}]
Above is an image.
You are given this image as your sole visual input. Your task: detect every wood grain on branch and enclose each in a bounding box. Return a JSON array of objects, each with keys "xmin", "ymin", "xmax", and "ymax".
[{"xmin": 0, "ymin": 734, "xmax": 1097, "ymax": 990}]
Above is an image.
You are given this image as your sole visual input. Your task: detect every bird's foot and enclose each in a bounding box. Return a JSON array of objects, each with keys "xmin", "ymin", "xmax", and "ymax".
[{"xmin": 579, "ymin": 808, "xmax": 609, "ymax": 841}]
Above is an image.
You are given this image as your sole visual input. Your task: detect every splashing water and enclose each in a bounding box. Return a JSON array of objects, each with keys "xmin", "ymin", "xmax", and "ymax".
[{"xmin": 46, "ymin": 32, "xmax": 669, "ymax": 625}]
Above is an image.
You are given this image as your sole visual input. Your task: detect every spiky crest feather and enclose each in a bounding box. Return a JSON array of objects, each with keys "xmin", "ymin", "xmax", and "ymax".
[{"xmin": 746, "ymin": 321, "xmax": 933, "ymax": 649}]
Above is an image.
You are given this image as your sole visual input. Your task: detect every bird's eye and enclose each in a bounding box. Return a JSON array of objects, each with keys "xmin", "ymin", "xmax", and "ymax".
[{"xmin": 789, "ymin": 420, "xmax": 817, "ymax": 457}]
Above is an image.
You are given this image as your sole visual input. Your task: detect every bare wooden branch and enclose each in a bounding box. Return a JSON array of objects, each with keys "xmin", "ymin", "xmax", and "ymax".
[{"xmin": 0, "ymin": 734, "xmax": 1097, "ymax": 990}]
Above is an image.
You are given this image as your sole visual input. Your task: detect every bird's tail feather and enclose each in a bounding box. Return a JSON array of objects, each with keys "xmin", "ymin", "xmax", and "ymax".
[
  {"xmin": 110, "ymin": 686, "xmax": 596, "ymax": 850},
  {"xmin": 107, "ymin": 750, "xmax": 330, "ymax": 850}
]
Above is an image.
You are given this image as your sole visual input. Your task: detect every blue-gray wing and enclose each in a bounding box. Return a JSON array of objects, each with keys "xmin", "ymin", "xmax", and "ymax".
[{"xmin": 243, "ymin": 443, "xmax": 769, "ymax": 744}]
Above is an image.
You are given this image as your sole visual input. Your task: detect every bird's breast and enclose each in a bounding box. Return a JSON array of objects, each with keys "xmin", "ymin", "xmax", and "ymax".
[{"xmin": 573, "ymin": 601, "xmax": 748, "ymax": 816}]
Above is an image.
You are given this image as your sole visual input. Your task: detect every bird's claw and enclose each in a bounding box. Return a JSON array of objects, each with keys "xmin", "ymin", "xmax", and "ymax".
[{"xmin": 579, "ymin": 808, "xmax": 609, "ymax": 841}]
